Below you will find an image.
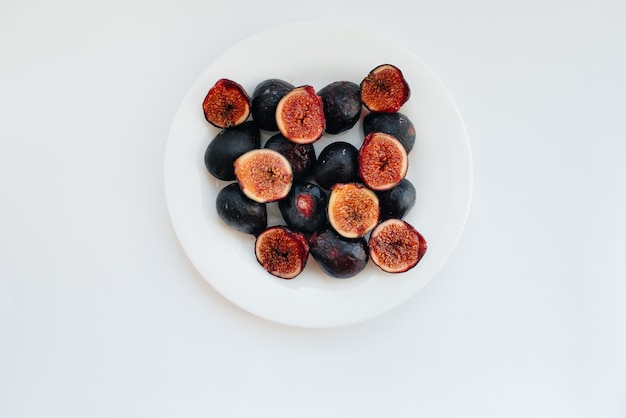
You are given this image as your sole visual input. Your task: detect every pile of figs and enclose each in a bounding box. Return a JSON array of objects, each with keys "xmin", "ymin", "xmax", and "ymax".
[{"xmin": 203, "ymin": 64, "xmax": 427, "ymax": 279}]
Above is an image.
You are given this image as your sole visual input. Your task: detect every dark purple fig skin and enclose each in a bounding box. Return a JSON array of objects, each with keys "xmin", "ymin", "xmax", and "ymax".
[
  {"xmin": 216, "ymin": 182, "xmax": 267, "ymax": 236},
  {"xmin": 312, "ymin": 141, "xmax": 360, "ymax": 189},
  {"xmin": 309, "ymin": 227, "xmax": 369, "ymax": 279},
  {"xmin": 204, "ymin": 121, "xmax": 261, "ymax": 181},
  {"xmin": 279, "ymin": 182, "xmax": 328, "ymax": 234},
  {"xmin": 362, "ymin": 112, "xmax": 416, "ymax": 153},
  {"xmin": 264, "ymin": 133, "xmax": 316, "ymax": 181},
  {"xmin": 250, "ymin": 79, "xmax": 296, "ymax": 131},
  {"xmin": 376, "ymin": 178, "xmax": 416, "ymax": 221},
  {"xmin": 317, "ymin": 81, "xmax": 362, "ymax": 134}
]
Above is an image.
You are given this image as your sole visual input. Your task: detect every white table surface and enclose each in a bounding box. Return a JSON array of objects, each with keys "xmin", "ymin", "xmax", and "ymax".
[{"xmin": 1, "ymin": 1, "xmax": 624, "ymax": 417}]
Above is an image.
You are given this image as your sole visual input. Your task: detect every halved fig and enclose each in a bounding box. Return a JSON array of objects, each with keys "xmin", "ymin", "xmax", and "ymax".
[
  {"xmin": 368, "ymin": 219, "xmax": 427, "ymax": 273},
  {"xmin": 358, "ymin": 132, "xmax": 408, "ymax": 191},
  {"xmin": 360, "ymin": 64, "xmax": 410, "ymax": 113},
  {"xmin": 202, "ymin": 78, "xmax": 251, "ymax": 128},
  {"xmin": 255, "ymin": 226, "xmax": 309, "ymax": 279},
  {"xmin": 275, "ymin": 85, "xmax": 326, "ymax": 144},
  {"xmin": 328, "ymin": 183, "xmax": 379, "ymax": 238},
  {"xmin": 234, "ymin": 149, "xmax": 293, "ymax": 203}
]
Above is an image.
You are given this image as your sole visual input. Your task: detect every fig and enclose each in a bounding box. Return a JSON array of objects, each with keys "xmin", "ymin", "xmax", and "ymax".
[
  {"xmin": 204, "ymin": 121, "xmax": 261, "ymax": 181},
  {"xmin": 328, "ymin": 183, "xmax": 379, "ymax": 238},
  {"xmin": 279, "ymin": 182, "xmax": 328, "ymax": 235},
  {"xmin": 376, "ymin": 178, "xmax": 416, "ymax": 221},
  {"xmin": 275, "ymin": 85, "xmax": 326, "ymax": 144},
  {"xmin": 358, "ymin": 132, "xmax": 408, "ymax": 191},
  {"xmin": 368, "ymin": 219, "xmax": 427, "ymax": 273},
  {"xmin": 312, "ymin": 141, "xmax": 360, "ymax": 189},
  {"xmin": 234, "ymin": 149, "xmax": 293, "ymax": 203},
  {"xmin": 363, "ymin": 112, "xmax": 416, "ymax": 153},
  {"xmin": 215, "ymin": 182, "xmax": 267, "ymax": 236},
  {"xmin": 264, "ymin": 133, "xmax": 316, "ymax": 181},
  {"xmin": 317, "ymin": 81, "xmax": 362, "ymax": 134},
  {"xmin": 309, "ymin": 227, "xmax": 369, "ymax": 279},
  {"xmin": 250, "ymin": 79, "xmax": 295, "ymax": 131},
  {"xmin": 202, "ymin": 78, "xmax": 251, "ymax": 128},
  {"xmin": 255, "ymin": 226, "xmax": 309, "ymax": 279},
  {"xmin": 360, "ymin": 64, "xmax": 410, "ymax": 113}
]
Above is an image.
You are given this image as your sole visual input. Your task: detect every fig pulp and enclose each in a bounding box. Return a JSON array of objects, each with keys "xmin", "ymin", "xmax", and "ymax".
[
  {"xmin": 358, "ymin": 132, "xmax": 408, "ymax": 191},
  {"xmin": 279, "ymin": 182, "xmax": 328, "ymax": 234},
  {"xmin": 376, "ymin": 178, "xmax": 416, "ymax": 221},
  {"xmin": 309, "ymin": 227, "xmax": 369, "ymax": 279},
  {"xmin": 250, "ymin": 79, "xmax": 296, "ymax": 131},
  {"xmin": 328, "ymin": 183, "xmax": 379, "ymax": 238},
  {"xmin": 275, "ymin": 85, "xmax": 326, "ymax": 144},
  {"xmin": 234, "ymin": 149, "xmax": 293, "ymax": 203},
  {"xmin": 363, "ymin": 112, "xmax": 416, "ymax": 153},
  {"xmin": 255, "ymin": 226, "xmax": 309, "ymax": 279},
  {"xmin": 216, "ymin": 183, "xmax": 267, "ymax": 236},
  {"xmin": 202, "ymin": 78, "xmax": 251, "ymax": 128},
  {"xmin": 360, "ymin": 64, "xmax": 410, "ymax": 113},
  {"xmin": 317, "ymin": 81, "xmax": 362, "ymax": 134},
  {"xmin": 312, "ymin": 141, "xmax": 360, "ymax": 190},
  {"xmin": 204, "ymin": 121, "xmax": 261, "ymax": 181},
  {"xmin": 264, "ymin": 133, "xmax": 316, "ymax": 181},
  {"xmin": 368, "ymin": 219, "xmax": 427, "ymax": 273}
]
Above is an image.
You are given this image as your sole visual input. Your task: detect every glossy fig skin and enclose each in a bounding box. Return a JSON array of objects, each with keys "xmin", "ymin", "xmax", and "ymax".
[
  {"xmin": 264, "ymin": 133, "xmax": 316, "ymax": 181},
  {"xmin": 309, "ymin": 227, "xmax": 369, "ymax": 279},
  {"xmin": 250, "ymin": 79, "xmax": 296, "ymax": 131},
  {"xmin": 376, "ymin": 178, "xmax": 416, "ymax": 221},
  {"xmin": 363, "ymin": 112, "xmax": 416, "ymax": 153},
  {"xmin": 215, "ymin": 182, "xmax": 267, "ymax": 236},
  {"xmin": 312, "ymin": 141, "xmax": 360, "ymax": 189},
  {"xmin": 317, "ymin": 81, "xmax": 362, "ymax": 134},
  {"xmin": 279, "ymin": 182, "xmax": 328, "ymax": 235},
  {"xmin": 204, "ymin": 121, "xmax": 261, "ymax": 181}
]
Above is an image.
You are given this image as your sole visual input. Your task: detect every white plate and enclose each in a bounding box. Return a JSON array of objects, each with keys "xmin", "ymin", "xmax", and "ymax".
[{"xmin": 164, "ymin": 22, "xmax": 472, "ymax": 328}]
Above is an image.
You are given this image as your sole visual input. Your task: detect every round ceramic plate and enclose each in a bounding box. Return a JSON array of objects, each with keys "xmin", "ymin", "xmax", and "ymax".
[{"xmin": 164, "ymin": 22, "xmax": 472, "ymax": 328}]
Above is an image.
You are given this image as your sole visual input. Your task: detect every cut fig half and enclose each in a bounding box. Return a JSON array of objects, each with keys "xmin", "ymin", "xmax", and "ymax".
[
  {"xmin": 358, "ymin": 132, "xmax": 409, "ymax": 191},
  {"xmin": 234, "ymin": 149, "xmax": 293, "ymax": 203},
  {"xmin": 368, "ymin": 219, "xmax": 427, "ymax": 273},
  {"xmin": 360, "ymin": 64, "xmax": 410, "ymax": 113},
  {"xmin": 202, "ymin": 78, "xmax": 251, "ymax": 128},
  {"xmin": 328, "ymin": 183, "xmax": 379, "ymax": 238},
  {"xmin": 275, "ymin": 85, "xmax": 326, "ymax": 144},
  {"xmin": 255, "ymin": 226, "xmax": 309, "ymax": 279}
]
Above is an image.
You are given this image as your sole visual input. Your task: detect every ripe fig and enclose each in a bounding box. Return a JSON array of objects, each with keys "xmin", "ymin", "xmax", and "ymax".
[
  {"xmin": 264, "ymin": 133, "xmax": 316, "ymax": 181},
  {"xmin": 250, "ymin": 79, "xmax": 295, "ymax": 131},
  {"xmin": 363, "ymin": 112, "xmax": 416, "ymax": 153},
  {"xmin": 358, "ymin": 132, "xmax": 408, "ymax": 191},
  {"xmin": 234, "ymin": 149, "xmax": 293, "ymax": 203},
  {"xmin": 216, "ymin": 182, "xmax": 267, "ymax": 236},
  {"xmin": 255, "ymin": 226, "xmax": 309, "ymax": 279},
  {"xmin": 317, "ymin": 81, "xmax": 362, "ymax": 134},
  {"xmin": 328, "ymin": 183, "xmax": 379, "ymax": 238},
  {"xmin": 275, "ymin": 85, "xmax": 326, "ymax": 144},
  {"xmin": 368, "ymin": 219, "xmax": 427, "ymax": 273},
  {"xmin": 312, "ymin": 141, "xmax": 360, "ymax": 189},
  {"xmin": 279, "ymin": 182, "xmax": 328, "ymax": 235},
  {"xmin": 376, "ymin": 178, "xmax": 416, "ymax": 221},
  {"xmin": 309, "ymin": 227, "xmax": 369, "ymax": 279},
  {"xmin": 202, "ymin": 78, "xmax": 251, "ymax": 128},
  {"xmin": 204, "ymin": 121, "xmax": 261, "ymax": 181},
  {"xmin": 360, "ymin": 64, "xmax": 410, "ymax": 113}
]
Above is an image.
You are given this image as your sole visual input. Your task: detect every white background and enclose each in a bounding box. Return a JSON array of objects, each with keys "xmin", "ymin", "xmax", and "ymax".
[{"xmin": 1, "ymin": 0, "xmax": 624, "ymax": 417}]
